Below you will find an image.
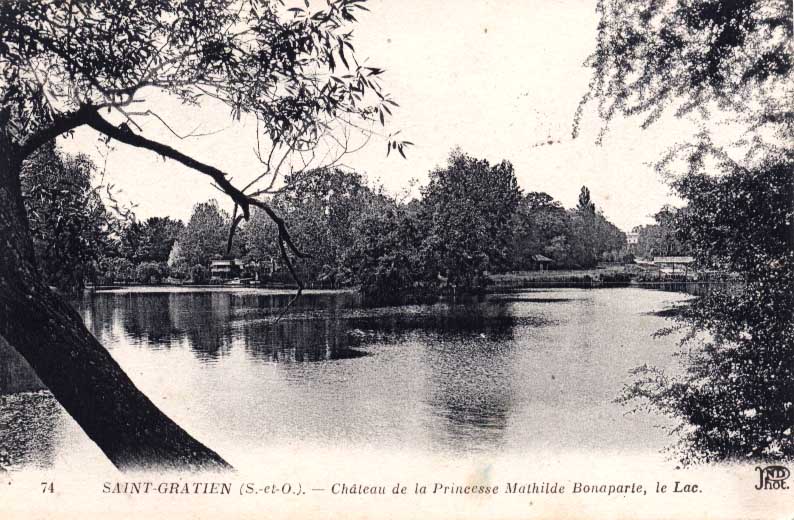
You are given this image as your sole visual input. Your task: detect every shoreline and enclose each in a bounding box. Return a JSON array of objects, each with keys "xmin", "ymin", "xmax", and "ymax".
[{"xmin": 84, "ymin": 278, "xmax": 736, "ymax": 295}]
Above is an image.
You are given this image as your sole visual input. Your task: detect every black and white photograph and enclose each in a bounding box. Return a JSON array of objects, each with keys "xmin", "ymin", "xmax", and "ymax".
[{"xmin": 0, "ymin": 0, "xmax": 791, "ymax": 518}]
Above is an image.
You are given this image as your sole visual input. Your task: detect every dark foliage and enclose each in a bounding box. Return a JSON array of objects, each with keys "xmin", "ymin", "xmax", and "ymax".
[
  {"xmin": 576, "ymin": 0, "xmax": 792, "ymax": 138},
  {"xmin": 20, "ymin": 144, "xmax": 117, "ymax": 293},
  {"xmin": 634, "ymin": 206, "xmax": 692, "ymax": 259},
  {"xmin": 622, "ymin": 156, "xmax": 793, "ymax": 462},
  {"xmin": 584, "ymin": 0, "xmax": 793, "ymax": 464},
  {"xmin": 511, "ymin": 188, "xmax": 626, "ymax": 269},
  {"xmin": 119, "ymin": 217, "xmax": 184, "ymax": 264},
  {"xmin": 419, "ymin": 150, "xmax": 521, "ymax": 291}
]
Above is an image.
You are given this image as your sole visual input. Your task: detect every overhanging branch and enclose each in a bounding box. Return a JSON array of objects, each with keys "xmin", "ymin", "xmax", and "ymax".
[
  {"xmin": 83, "ymin": 110, "xmax": 311, "ymax": 278},
  {"xmin": 19, "ymin": 105, "xmax": 96, "ymax": 159},
  {"xmin": 21, "ymin": 108, "xmax": 315, "ymax": 323},
  {"xmin": 82, "ymin": 110, "xmax": 252, "ymax": 218},
  {"xmin": 227, "ymin": 206, "xmax": 244, "ymax": 256}
]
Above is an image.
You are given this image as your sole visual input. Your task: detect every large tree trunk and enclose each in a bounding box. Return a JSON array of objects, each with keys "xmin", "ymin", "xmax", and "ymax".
[{"xmin": 0, "ymin": 134, "xmax": 230, "ymax": 472}]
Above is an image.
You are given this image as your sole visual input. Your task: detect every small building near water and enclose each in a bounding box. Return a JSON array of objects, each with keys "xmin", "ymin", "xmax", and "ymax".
[
  {"xmin": 653, "ymin": 256, "xmax": 695, "ymax": 276},
  {"xmin": 529, "ymin": 254, "xmax": 554, "ymax": 271},
  {"xmin": 209, "ymin": 258, "xmax": 242, "ymax": 281}
]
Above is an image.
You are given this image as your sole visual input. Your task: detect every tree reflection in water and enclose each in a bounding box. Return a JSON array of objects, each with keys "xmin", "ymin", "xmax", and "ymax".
[{"xmin": 75, "ymin": 290, "xmax": 539, "ymax": 446}]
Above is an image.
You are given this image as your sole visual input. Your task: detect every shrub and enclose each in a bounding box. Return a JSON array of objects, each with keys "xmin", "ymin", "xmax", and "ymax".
[
  {"xmin": 135, "ymin": 262, "xmax": 168, "ymax": 284},
  {"xmin": 190, "ymin": 264, "xmax": 208, "ymax": 284}
]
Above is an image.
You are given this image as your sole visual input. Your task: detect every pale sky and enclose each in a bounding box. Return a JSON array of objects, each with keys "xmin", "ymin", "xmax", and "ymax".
[{"xmin": 59, "ymin": 0, "xmax": 702, "ymax": 231}]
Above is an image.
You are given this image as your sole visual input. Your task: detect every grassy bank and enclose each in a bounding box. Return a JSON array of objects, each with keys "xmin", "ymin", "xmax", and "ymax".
[{"xmin": 489, "ymin": 266, "xmax": 634, "ymax": 289}]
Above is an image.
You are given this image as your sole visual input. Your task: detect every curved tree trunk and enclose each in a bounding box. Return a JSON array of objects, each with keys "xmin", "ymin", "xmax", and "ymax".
[{"xmin": 0, "ymin": 135, "xmax": 230, "ymax": 472}]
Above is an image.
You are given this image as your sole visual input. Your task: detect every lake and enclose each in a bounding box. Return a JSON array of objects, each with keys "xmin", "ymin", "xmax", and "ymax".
[{"xmin": 0, "ymin": 287, "xmax": 691, "ymax": 472}]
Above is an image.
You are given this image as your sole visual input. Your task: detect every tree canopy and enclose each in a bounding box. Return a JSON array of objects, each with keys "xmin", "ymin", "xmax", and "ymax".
[
  {"xmin": 633, "ymin": 206, "xmax": 691, "ymax": 259},
  {"xmin": 510, "ymin": 189, "xmax": 626, "ymax": 269},
  {"xmin": 2, "ymin": 0, "xmax": 396, "ymax": 147},
  {"xmin": 576, "ymin": 186, "xmax": 596, "ymax": 214},
  {"xmin": 20, "ymin": 144, "xmax": 117, "ymax": 293},
  {"xmin": 583, "ymin": 0, "xmax": 794, "ymax": 463},
  {"xmin": 243, "ymin": 167, "xmax": 390, "ymax": 284},
  {"xmin": 419, "ymin": 150, "xmax": 522, "ymax": 290},
  {"xmin": 577, "ymin": 0, "xmax": 792, "ymax": 138},
  {"xmin": 178, "ymin": 200, "xmax": 231, "ymax": 266}
]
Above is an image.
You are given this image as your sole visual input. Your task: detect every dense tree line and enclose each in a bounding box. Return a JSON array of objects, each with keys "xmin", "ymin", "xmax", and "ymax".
[
  {"xmin": 227, "ymin": 150, "xmax": 626, "ymax": 300},
  {"xmin": 103, "ymin": 216, "xmax": 187, "ymax": 285},
  {"xmin": 234, "ymin": 150, "xmax": 625, "ymax": 299},
  {"xmin": 241, "ymin": 168, "xmax": 392, "ymax": 286},
  {"xmin": 28, "ymin": 148, "xmax": 629, "ymax": 297},
  {"xmin": 512, "ymin": 187, "xmax": 627, "ymax": 269},
  {"xmin": 344, "ymin": 150, "xmax": 525, "ymax": 301}
]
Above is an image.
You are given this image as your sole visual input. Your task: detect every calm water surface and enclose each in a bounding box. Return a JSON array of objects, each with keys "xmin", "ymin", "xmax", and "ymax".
[{"xmin": 0, "ymin": 287, "xmax": 690, "ymax": 471}]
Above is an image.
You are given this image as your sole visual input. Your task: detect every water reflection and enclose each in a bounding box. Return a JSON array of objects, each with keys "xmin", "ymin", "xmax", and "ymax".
[
  {"xmin": 422, "ymin": 335, "xmax": 516, "ymax": 449},
  {"xmin": 76, "ymin": 291, "xmax": 525, "ymax": 452},
  {"xmin": 241, "ymin": 316, "xmax": 369, "ymax": 362},
  {"xmin": 76, "ymin": 291, "xmax": 525, "ymax": 365},
  {"xmin": 0, "ymin": 288, "xmax": 691, "ymax": 470}
]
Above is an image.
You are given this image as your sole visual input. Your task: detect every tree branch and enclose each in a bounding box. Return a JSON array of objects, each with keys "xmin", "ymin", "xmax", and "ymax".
[
  {"xmin": 19, "ymin": 105, "xmax": 96, "ymax": 159},
  {"xmin": 248, "ymin": 199, "xmax": 310, "ymax": 260},
  {"xmin": 81, "ymin": 110, "xmax": 312, "ymax": 262},
  {"xmin": 81, "ymin": 110, "xmax": 313, "ymax": 307},
  {"xmin": 82, "ymin": 110, "xmax": 252, "ymax": 217},
  {"xmin": 265, "ymin": 235, "xmax": 304, "ymax": 327},
  {"xmin": 227, "ymin": 206, "xmax": 244, "ymax": 256}
]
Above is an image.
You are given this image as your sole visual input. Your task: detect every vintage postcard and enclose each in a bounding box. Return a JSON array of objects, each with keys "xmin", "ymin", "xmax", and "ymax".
[{"xmin": 0, "ymin": 0, "xmax": 792, "ymax": 518}]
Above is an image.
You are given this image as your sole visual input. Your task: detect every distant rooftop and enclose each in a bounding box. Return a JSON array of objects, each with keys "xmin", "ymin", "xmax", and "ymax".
[
  {"xmin": 209, "ymin": 258, "xmax": 241, "ymax": 266},
  {"xmin": 653, "ymin": 256, "xmax": 695, "ymax": 264}
]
